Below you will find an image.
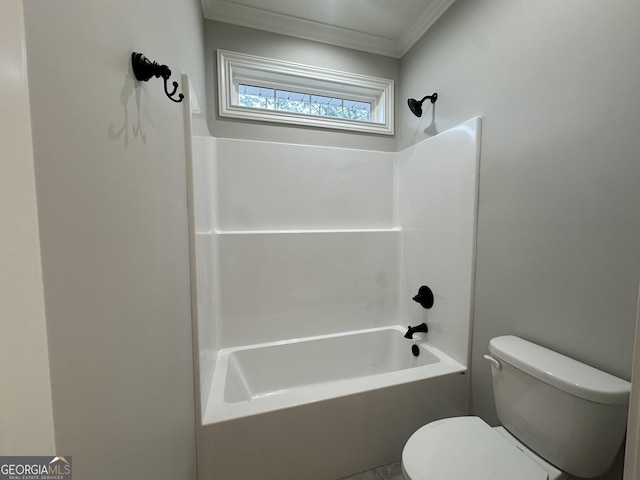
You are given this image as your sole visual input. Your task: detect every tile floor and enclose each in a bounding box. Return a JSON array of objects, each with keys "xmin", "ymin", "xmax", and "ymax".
[{"xmin": 340, "ymin": 461, "xmax": 404, "ymax": 480}]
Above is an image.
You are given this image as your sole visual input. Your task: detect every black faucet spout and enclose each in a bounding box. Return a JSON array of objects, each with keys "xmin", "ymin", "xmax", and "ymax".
[{"xmin": 404, "ymin": 323, "xmax": 429, "ymax": 339}]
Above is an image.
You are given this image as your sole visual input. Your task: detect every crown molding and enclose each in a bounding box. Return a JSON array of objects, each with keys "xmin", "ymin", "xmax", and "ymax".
[
  {"xmin": 396, "ymin": 0, "xmax": 457, "ymax": 57},
  {"xmin": 202, "ymin": 0, "xmax": 455, "ymax": 58}
]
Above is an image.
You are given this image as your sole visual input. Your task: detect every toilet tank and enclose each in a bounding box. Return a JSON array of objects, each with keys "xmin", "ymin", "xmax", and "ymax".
[{"xmin": 487, "ymin": 336, "xmax": 630, "ymax": 479}]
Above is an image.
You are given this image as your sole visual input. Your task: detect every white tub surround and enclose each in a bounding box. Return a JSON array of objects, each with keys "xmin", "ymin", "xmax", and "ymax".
[
  {"xmin": 398, "ymin": 118, "xmax": 481, "ymax": 366},
  {"xmin": 189, "ymin": 118, "xmax": 481, "ymax": 480}
]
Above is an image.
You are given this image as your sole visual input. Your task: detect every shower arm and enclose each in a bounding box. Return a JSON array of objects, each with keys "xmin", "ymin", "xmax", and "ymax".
[{"xmin": 419, "ymin": 93, "xmax": 438, "ymax": 104}]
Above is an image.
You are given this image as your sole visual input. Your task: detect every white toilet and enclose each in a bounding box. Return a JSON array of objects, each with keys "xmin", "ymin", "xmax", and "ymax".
[{"xmin": 402, "ymin": 335, "xmax": 631, "ymax": 479}]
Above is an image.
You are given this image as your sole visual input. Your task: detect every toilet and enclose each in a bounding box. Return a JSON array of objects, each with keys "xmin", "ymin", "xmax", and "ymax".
[{"xmin": 402, "ymin": 335, "xmax": 631, "ymax": 479}]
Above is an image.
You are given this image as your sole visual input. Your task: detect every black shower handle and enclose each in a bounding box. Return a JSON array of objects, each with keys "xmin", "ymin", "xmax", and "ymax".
[{"xmin": 412, "ymin": 285, "xmax": 434, "ymax": 309}]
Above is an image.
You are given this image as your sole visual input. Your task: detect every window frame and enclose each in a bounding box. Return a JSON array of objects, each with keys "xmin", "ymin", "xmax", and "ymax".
[{"xmin": 217, "ymin": 50, "xmax": 394, "ymax": 135}]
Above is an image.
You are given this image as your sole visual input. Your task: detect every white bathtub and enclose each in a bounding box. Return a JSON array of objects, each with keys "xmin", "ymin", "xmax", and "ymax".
[
  {"xmin": 203, "ymin": 325, "xmax": 465, "ymax": 424},
  {"xmin": 198, "ymin": 325, "xmax": 469, "ymax": 479}
]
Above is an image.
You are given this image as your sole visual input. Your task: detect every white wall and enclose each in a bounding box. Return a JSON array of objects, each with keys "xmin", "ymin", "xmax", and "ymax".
[
  {"xmin": 0, "ymin": 0, "xmax": 55, "ymax": 455},
  {"xmin": 22, "ymin": 1, "xmax": 207, "ymax": 478},
  {"xmin": 204, "ymin": 21, "xmax": 400, "ymax": 152},
  {"xmin": 399, "ymin": 0, "xmax": 640, "ymax": 436}
]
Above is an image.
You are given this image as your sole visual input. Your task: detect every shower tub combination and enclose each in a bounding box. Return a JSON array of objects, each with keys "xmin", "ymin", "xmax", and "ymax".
[
  {"xmin": 190, "ymin": 118, "xmax": 481, "ymax": 480},
  {"xmin": 198, "ymin": 326, "xmax": 469, "ymax": 480}
]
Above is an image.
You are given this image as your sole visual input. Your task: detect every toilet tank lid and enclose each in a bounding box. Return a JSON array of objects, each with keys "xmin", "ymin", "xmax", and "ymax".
[{"xmin": 488, "ymin": 336, "xmax": 630, "ymax": 405}]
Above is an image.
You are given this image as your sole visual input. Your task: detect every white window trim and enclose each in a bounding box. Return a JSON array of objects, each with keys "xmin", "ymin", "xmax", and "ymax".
[{"xmin": 217, "ymin": 50, "xmax": 394, "ymax": 135}]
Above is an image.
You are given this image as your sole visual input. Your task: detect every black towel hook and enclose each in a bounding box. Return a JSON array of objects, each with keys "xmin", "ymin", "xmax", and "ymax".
[{"xmin": 131, "ymin": 52, "xmax": 184, "ymax": 103}]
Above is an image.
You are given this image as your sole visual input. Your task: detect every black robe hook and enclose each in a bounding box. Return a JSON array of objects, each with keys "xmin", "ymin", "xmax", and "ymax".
[{"xmin": 131, "ymin": 52, "xmax": 184, "ymax": 103}]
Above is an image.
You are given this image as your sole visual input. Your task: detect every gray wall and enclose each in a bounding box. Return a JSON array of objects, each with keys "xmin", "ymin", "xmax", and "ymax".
[
  {"xmin": 1, "ymin": 0, "xmax": 55, "ymax": 455},
  {"xmin": 205, "ymin": 21, "xmax": 400, "ymax": 152},
  {"xmin": 399, "ymin": 0, "xmax": 640, "ymax": 426},
  {"xmin": 23, "ymin": 0, "xmax": 206, "ymax": 478}
]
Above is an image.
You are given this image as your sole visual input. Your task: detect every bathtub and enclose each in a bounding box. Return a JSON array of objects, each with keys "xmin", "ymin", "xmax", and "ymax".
[
  {"xmin": 198, "ymin": 325, "xmax": 469, "ymax": 479},
  {"xmin": 204, "ymin": 325, "xmax": 465, "ymax": 424}
]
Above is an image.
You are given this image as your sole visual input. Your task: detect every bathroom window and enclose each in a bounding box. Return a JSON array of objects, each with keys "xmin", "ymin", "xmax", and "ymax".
[
  {"xmin": 217, "ymin": 50, "xmax": 394, "ymax": 135},
  {"xmin": 238, "ymin": 86, "xmax": 373, "ymax": 122}
]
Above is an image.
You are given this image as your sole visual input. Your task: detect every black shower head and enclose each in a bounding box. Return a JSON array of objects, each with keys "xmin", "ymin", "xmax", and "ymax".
[{"xmin": 407, "ymin": 93, "xmax": 438, "ymax": 117}]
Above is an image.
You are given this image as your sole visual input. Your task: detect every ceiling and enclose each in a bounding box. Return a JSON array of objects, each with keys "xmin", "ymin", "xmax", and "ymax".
[{"xmin": 202, "ymin": 0, "xmax": 456, "ymax": 58}]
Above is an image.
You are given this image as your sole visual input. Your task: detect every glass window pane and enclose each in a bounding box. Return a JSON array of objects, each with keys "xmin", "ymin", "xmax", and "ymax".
[
  {"xmin": 239, "ymin": 84, "xmax": 371, "ymax": 122},
  {"xmin": 239, "ymin": 84, "xmax": 274, "ymax": 110},
  {"xmin": 311, "ymin": 95, "xmax": 342, "ymax": 118},
  {"xmin": 343, "ymin": 100, "xmax": 371, "ymax": 121},
  {"xmin": 275, "ymin": 90, "xmax": 310, "ymax": 114}
]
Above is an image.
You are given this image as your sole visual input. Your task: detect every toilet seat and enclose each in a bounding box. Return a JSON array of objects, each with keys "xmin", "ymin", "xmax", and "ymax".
[{"xmin": 402, "ymin": 416, "xmax": 548, "ymax": 480}]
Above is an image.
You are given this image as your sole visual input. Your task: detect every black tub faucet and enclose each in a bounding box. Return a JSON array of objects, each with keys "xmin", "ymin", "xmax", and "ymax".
[{"xmin": 404, "ymin": 323, "xmax": 429, "ymax": 339}]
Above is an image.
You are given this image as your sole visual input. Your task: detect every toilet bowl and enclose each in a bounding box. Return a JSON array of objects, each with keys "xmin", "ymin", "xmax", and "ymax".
[
  {"xmin": 402, "ymin": 416, "xmax": 565, "ymax": 480},
  {"xmin": 401, "ymin": 336, "xmax": 631, "ymax": 479}
]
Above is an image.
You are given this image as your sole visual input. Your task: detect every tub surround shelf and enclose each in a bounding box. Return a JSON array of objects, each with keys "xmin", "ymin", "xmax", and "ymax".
[{"xmin": 208, "ymin": 227, "xmax": 401, "ymax": 235}]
